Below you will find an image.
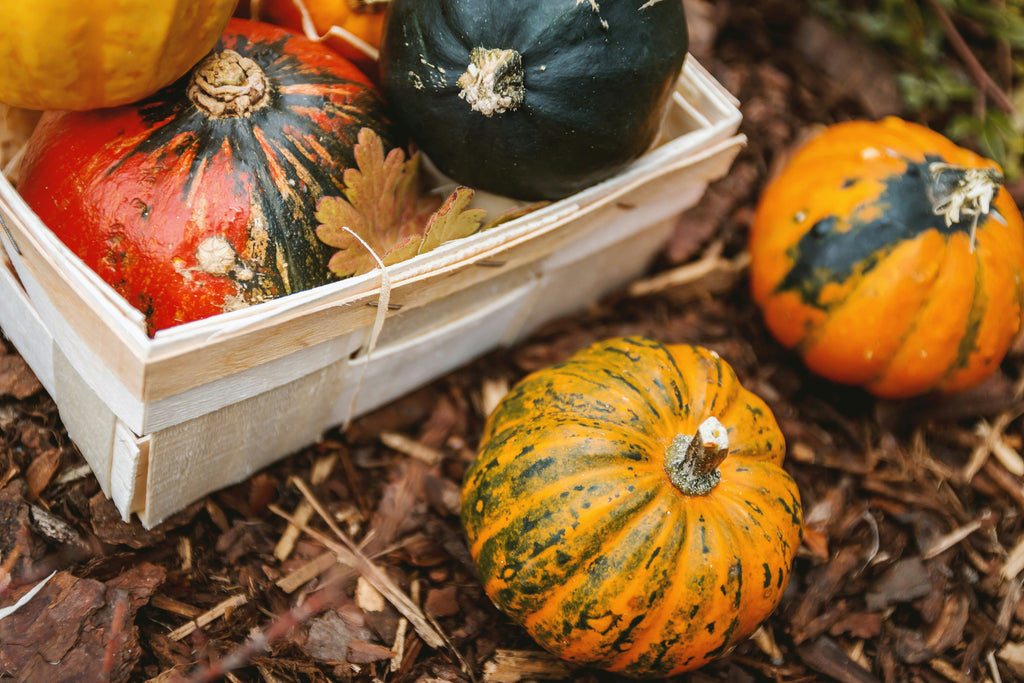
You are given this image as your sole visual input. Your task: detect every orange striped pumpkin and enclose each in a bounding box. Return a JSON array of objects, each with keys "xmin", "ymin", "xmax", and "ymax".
[{"xmin": 461, "ymin": 336, "xmax": 803, "ymax": 677}]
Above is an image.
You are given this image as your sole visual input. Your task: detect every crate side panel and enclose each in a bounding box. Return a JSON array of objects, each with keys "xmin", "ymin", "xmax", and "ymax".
[
  {"xmin": 17, "ymin": 262, "xmax": 147, "ymax": 430},
  {"xmin": 510, "ymin": 217, "xmax": 679, "ymax": 345},
  {"xmin": 367, "ymin": 263, "xmax": 539, "ymax": 351},
  {"xmin": 140, "ymin": 329, "xmax": 364, "ymax": 434},
  {"xmin": 340, "ymin": 278, "xmax": 538, "ymax": 422},
  {"xmin": 139, "ymin": 358, "xmax": 354, "ymax": 527},
  {"xmin": 51, "ymin": 346, "xmax": 117, "ymax": 496},
  {"xmin": 0, "ymin": 249, "xmax": 55, "ymax": 396},
  {"xmin": 110, "ymin": 424, "xmax": 148, "ymax": 519}
]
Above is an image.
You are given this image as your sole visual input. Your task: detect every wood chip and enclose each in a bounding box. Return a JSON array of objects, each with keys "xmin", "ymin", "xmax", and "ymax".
[
  {"xmin": 168, "ymin": 594, "xmax": 248, "ymax": 641},
  {"xmin": 480, "ymin": 377, "xmax": 510, "ymax": 417},
  {"xmin": 796, "ymin": 636, "xmax": 881, "ymax": 683},
  {"xmin": 998, "ymin": 641, "xmax": 1024, "ymax": 671},
  {"xmin": 275, "ymin": 456, "xmax": 338, "ymax": 563},
  {"xmin": 792, "ymin": 546, "xmax": 864, "ymax": 643},
  {"xmin": 270, "ymin": 493, "xmax": 446, "ymax": 650},
  {"xmin": 924, "ymin": 592, "xmax": 970, "ymax": 655},
  {"xmin": 750, "ymin": 624, "xmax": 784, "ymax": 664},
  {"xmin": 274, "ymin": 501, "xmax": 314, "ymax": 562},
  {"xmin": 1003, "ymin": 537, "xmax": 1024, "ymax": 582},
  {"xmin": 347, "ymin": 639, "xmax": 395, "ymax": 664},
  {"xmin": 149, "ymin": 594, "xmax": 204, "ymax": 620},
  {"xmin": 626, "ymin": 239, "xmax": 749, "ymax": 299},
  {"xmin": 302, "ymin": 606, "xmax": 375, "ymax": 663},
  {"xmin": 0, "ymin": 354, "xmax": 43, "ymax": 400},
  {"xmin": 389, "ymin": 617, "xmax": 408, "ymax": 672},
  {"xmin": 355, "ymin": 575, "xmax": 387, "ymax": 612},
  {"xmin": 310, "ymin": 454, "xmax": 339, "ymax": 484},
  {"xmin": 423, "ymin": 585, "xmax": 460, "ymax": 619},
  {"xmin": 979, "ymin": 417, "xmax": 1024, "ymax": 476},
  {"xmin": 276, "ymin": 551, "xmax": 338, "ymax": 594},
  {"xmin": 996, "ymin": 576, "xmax": 1021, "ymax": 644},
  {"xmin": 29, "ymin": 505, "xmax": 86, "ymax": 548},
  {"xmin": 921, "ymin": 518, "xmax": 985, "ymax": 559},
  {"xmin": 482, "ymin": 649, "xmax": 574, "ymax": 683},
  {"xmin": 965, "ymin": 412, "xmax": 1024, "ymax": 481},
  {"xmin": 928, "ymin": 656, "xmax": 972, "ymax": 683},
  {"xmin": 380, "ymin": 431, "xmax": 444, "ymax": 466},
  {"xmin": 52, "ymin": 462, "xmax": 94, "ymax": 486},
  {"xmin": 865, "ymin": 556, "xmax": 932, "ymax": 612},
  {"xmin": 24, "ymin": 449, "xmax": 60, "ymax": 501}
]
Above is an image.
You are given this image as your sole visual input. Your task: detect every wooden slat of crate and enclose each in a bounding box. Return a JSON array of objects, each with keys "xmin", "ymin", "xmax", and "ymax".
[
  {"xmin": 0, "ymin": 251, "xmax": 54, "ymax": 395},
  {"xmin": 346, "ymin": 277, "xmax": 540, "ymax": 419}
]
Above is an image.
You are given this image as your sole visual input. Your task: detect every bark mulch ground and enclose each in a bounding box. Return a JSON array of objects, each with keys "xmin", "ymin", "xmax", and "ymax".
[{"xmin": 3, "ymin": 2, "xmax": 1024, "ymax": 682}]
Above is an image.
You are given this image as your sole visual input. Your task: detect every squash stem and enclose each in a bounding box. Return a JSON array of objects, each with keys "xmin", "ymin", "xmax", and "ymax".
[
  {"xmin": 665, "ymin": 417, "xmax": 730, "ymax": 496},
  {"xmin": 187, "ymin": 50, "xmax": 271, "ymax": 118},
  {"xmin": 927, "ymin": 162, "xmax": 1002, "ymax": 251},
  {"xmin": 457, "ymin": 47, "xmax": 525, "ymax": 117}
]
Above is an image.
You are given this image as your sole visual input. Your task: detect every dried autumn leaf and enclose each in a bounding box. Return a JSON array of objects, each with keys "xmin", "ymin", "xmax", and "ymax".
[
  {"xmin": 316, "ymin": 127, "xmax": 438, "ymax": 278},
  {"xmin": 316, "ymin": 127, "xmax": 542, "ymax": 278},
  {"xmin": 418, "ymin": 186, "xmax": 487, "ymax": 255}
]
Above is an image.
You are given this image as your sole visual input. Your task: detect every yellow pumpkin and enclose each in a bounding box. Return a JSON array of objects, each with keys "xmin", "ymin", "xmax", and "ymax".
[{"xmin": 0, "ymin": 0, "xmax": 237, "ymax": 110}]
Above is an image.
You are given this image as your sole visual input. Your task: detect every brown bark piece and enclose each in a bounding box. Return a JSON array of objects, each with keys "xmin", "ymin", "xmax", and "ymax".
[{"xmin": 0, "ymin": 564, "xmax": 164, "ymax": 682}]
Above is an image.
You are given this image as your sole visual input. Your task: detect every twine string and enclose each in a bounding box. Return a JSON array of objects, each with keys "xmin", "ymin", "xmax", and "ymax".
[{"xmin": 337, "ymin": 226, "xmax": 392, "ymax": 428}]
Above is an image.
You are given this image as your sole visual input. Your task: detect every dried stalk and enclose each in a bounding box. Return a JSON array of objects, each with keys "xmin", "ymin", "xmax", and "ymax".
[{"xmin": 925, "ymin": 0, "xmax": 1016, "ymax": 116}]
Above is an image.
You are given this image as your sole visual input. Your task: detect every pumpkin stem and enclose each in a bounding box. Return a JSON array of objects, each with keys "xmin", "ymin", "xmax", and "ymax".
[
  {"xmin": 457, "ymin": 47, "xmax": 525, "ymax": 117},
  {"xmin": 188, "ymin": 50, "xmax": 271, "ymax": 118},
  {"xmin": 664, "ymin": 417, "xmax": 730, "ymax": 496},
  {"xmin": 927, "ymin": 162, "xmax": 1003, "ymax": 251}
]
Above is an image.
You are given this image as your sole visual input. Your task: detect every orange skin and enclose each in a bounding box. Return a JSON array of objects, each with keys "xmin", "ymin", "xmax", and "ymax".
[
  {"xmin": 461, "ymin": 336, "xmax": 802, "ymax": 677},
  {"xmin": 749, "ymin": 117, "xmax": 1024, "ymax": 399},
  {"xmin": 241, "ymin": 0, "xmax": 385, "ymax": 77},
  {"xmin": 0, "ymin": 0, "xmax": 237, "ymax": 110}
]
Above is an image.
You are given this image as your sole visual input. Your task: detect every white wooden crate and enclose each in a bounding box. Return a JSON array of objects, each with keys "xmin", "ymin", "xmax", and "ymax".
[{"xmin": 0, "ymin": 59, "xmax": 744, "ymax": 527}]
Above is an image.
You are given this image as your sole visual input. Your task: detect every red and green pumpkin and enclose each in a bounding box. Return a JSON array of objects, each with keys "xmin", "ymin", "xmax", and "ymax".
[
  {"xmin": 17, "ymin": 18, "xmax": 402, "ymax": 334},
  {"xmin": 461, "ymin": 336, "xmax": 803, "ymax": 677},
  {"xmin": 749, "ymin": 117, "xmax": 1024, "ymax": 398}
]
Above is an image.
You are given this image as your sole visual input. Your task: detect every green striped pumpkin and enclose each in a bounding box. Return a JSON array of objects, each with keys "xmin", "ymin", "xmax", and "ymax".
[{"xmin": 461, "ymin": 336, "xmax": 803, "ymax": 677}]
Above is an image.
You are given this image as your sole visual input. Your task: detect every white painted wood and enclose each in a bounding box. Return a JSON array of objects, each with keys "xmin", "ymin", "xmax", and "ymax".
[
  {"xmin": 51, "ymin": 345, "xmax": 117, "ymax": 497},
  {"xmin": 342, "ymin": 277, "xmax": 539, "ymax": 420},
  {"xmin": 110, "ymin": 424, "xmax": 148, "ymax": 520},
  {"xmin": 0, "ymin": 244, "xmax": 55, "ymax": 396},
  {"xmin": 140, "ymin": 358, "xmax": 353, "ymax": 527}
]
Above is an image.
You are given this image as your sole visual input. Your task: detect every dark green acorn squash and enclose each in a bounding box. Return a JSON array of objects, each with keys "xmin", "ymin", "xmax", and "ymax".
[{"xmin": 379, "ymin": 0, "xmax": 689, "ymax": 201}]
